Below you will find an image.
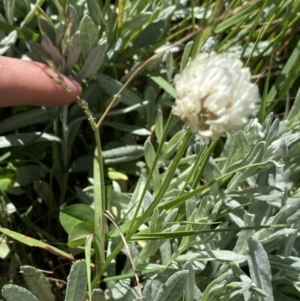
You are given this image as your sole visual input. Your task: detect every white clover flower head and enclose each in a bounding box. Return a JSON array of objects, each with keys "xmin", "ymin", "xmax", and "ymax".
[{"xmin": 172, "ymin": 52, "xmax": 260, "ymax": 139}]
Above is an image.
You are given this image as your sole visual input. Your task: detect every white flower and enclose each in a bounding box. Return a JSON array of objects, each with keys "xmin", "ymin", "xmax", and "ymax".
[{"xmin": 172, "ymin": 52, "xmax": 260, "ymax": 139}]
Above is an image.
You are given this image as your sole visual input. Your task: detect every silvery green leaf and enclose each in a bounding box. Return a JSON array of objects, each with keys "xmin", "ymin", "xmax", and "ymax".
[
  {"xmin": 268, "ymin": 255, "xmax": 300, "ymax": 273},
  {"xmin": 76, "ymin": 40, "xmax": 106, "ymax": 80},
  {"xmin": 226, "ymin": 141, "xmax": 266, "ymax": 192},
  {"xmin": 87, "ymin": 1, "xmax": 102, "ymax": 26},
  {"xmin": 258, "ymin": 228, "xmax": 297, "ymax": 244},
  {"xmin": 79, "ymin": 15, "xmax": 98, "ymax": 59},
  {"xmin": 230, "ymin": 263, "xmax": 253, "ymax": 300},
  {"xmin": 128, "ymin": 177, "xmax": 147, "ymax": 218},
  {"xmin": 262, "ymin": 113, "xmax": 273, "ymax": 132},
  {"xmin": 103, "ymin": 145, "xmax": 144, "ymax": 164},
  {"xmin": 0, "ymin": 234, "xmax": 10, "ymax": 259},
  {"xmin": 67, "ymin": 5, "xmax": 80, "ymax": 34},
  {"xmin": 91, "ymin": 289, "xmax": 105, "ymax": 301},
  {"xmin": 142, "ymin": 276, "xmax": 164, "ymax": 301},
  {"xmin": 132, "ymin": 19, "xmax": 167, "ymax": 49},
  {"xmin": 67, "ymin": 31, "xmax": 81, "ymax": 73},
  {"xmin": 0, "ymin": 132, "xmax": 60, "ymax": 148},
  {"xmin": 201, "ymin": 281, "xmax": 227, "ymax": 301},
  {"xmin": 183, "ymin": 261, "xmax": 197, "ymax": 301},
  {"xmin": 155, "ymin": 109, "xmax": 163, "ymax": 143},
  {"xmin": 177, "ymin": 251, "xmax": 246, "ymax": 263},
  {"xmin": 221, "ymin": 131, "xmax": 250, "ymax": 173},
  {"xmin": 65, "ymin": 260, "xmax": 87, "ymax": 301},
  {"xmin": 38, "ymin": 18, "xmax": 56, "ymax": 46},
  {"xmin": 152, "ymin": 270, "xmax": 189, "ymax": 301},
  {"xmin": 28, "ymin": 41, "xmax": 52, "ymax": 63},
  {"xmin": 122, "ymin": 13, "xmax": 152, "ymax": 32},
  {"xmin": 0, "ymin": 30, "xmax": 17, "ymax": 54},
  {"xmin": 97, "ymin": 73, "xmax": 143, "ymax": 106},
  {"xmin": 41, "ymin": 33, "xmax": 65, "ymax": 71},
  {"xmin": 2, "ymin": 284, "xmax": 39, "ymax": 301},
  {"xmin": 247, "ymin": 237, "xmax": 274, "ymax": 301},
  {"xmin": 265, "ymin": 118, "xmax": 279, "ymax": 143},
  {"xmin": 21, "ymin": 266, "xmax": 55, "ymax": 301},
  {"xmin": 106, "ymin": 279, "xmax": 130, "ymax": 300},
  {"xmin": 201, "ymin": 270, "xmax": 233, "ymax": 301},
  {"xmin": 159, "ymin": 240, "xmax": 172, "ymax": 265}
]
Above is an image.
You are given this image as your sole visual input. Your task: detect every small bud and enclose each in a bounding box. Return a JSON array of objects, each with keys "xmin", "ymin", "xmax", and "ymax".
[{"xmin": 249, "ymin": 118, "xmax": 264, "ymax": 137}]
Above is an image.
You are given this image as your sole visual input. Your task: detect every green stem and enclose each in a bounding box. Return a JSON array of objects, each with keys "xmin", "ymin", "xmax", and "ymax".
[
  {"xmin": 93, "ymin": 125, "xmax": 106, "ymax": 282},
  {"xmin": 190, "ymin": 0, "xmax": 224, "ymax": 59},
  {"xmin": 92, "ymin": 129, "xmax": 193, "ymax": 286}
]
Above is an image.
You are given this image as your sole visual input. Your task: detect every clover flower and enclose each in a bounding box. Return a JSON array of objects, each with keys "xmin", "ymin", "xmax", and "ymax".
[{"xmin": 172, "ymin": 52, "xmax": 260, "ymax": 139}]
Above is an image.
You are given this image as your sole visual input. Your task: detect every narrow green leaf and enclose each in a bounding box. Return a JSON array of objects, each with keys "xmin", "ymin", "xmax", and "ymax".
[
  {"xmin": 148, "ymin": 74, "xmax": 176, "ymax": 98},
  {"xmin": 180, "ymin": 41, "xmax": 193, "ymax": 72},
  {"xmin": 41, "ymin": 33, "xmax": 65, "ymax": 70},
  {"xmin": 0, "ymin": 227, "xmax": 73, "ymax": 260},
  {"xmin": 144, "ymin": 141, "xmax": 160, "ymax": 190},
  {"xmin": 183, "ymin": 261, "xmax": 195, "ymax": 301},
  {"xmin": 0, "ymin": 30, "xmax": 17, "ymax": 54},
  {"xmin": 0, "ymin": 108, "xmax": 55, "ymax": 134},
  {"xmin": 76, "ymin": 41, "xmax": 106, "ymax": 80},
  {"xmin": 67, "ymin": 31, "xmax": 81, "ymax": 73},
  {"xmin": 79, "ymin": 15, "xmax": 98, "ymax": 59}
]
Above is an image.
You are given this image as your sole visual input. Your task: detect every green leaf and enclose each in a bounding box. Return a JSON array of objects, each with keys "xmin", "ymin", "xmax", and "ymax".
[
  {"xmin": 68, "ymin": 221, "xmax": 94, "ymax": 248},
  {"xmin": 0, "ymin": 234, "xmax": 10, "ymax": 259},
  {"xmin": 65, "ymin": 260, "xmax": 87, "ymax": 301},
  {"xmin": 59, "ymin": 204, "xmax": 94, "ymax": 234},
  {"xmin": 268, "ymin": 255, "xmax": 300, "ymax": 273},
  {"xmin": 0, "ymin": 227, "xmax": 73, "ymax": 260},
  {"xmin": 97, "ymin": 73, "xmax": 143, "ymax": 106},
  {"xmin": 247, "ymin": 237, "xmax": 273, "ymax": 301},
  {"xmin": 2, "ymin": 284, "xmax": 39, "ymax": 301},
  {"xmin": 67, "ymin": 31, "xmax": 81, "ymax": 73},
  {"xmin": 0, "ymin": 167, "xmax": 16, "ymax": 191},
  {"xmin": 0, "ymin": 30, "xmax": 17, "ymax": 55},
  {"xmin": 79, "ymin": 15, "xmax": 98, "ymax": 59},
  {"xmin": 41, "ymin": 33, "xmax": 65, "ymax": 70},
  {"xmin": 21, "ymin": 266, "xmax": 55, "ymax": 301},
  {"xmin": 144, "ymin": 140, "xmax": 160, "ymax": 190},
  {"xmin": 76, "ymin": 40, "xmax": 106, "ymax": 80},
  {"xmin": 0, "ymin": 108, "xmax": 55, "ymax": 134},
  {"xmin": 148, "ymin": 74, "xmax": 176, "ymax": 98},
  {"xmin": 0, "ymin": 132, "xmax": 60, "ymax": 148},
  {"xmin": 152, "ymin": 270, "xmax": 189, "ymax": 301},
  {"xmin": 287, "ymin": 87, "xmax": 300, "ymax": 121},
  {"xmin": 183, "ymin": 261, "xmax": 196, "ymax": 301},
  {"xmin": 122, "ymin": 13, "xmax": 152, "ymax": 32},
  {"xmin": 180, "ymin": 41, "xmax": 193, "ymax": 72},
  {"xmin": 131, "ymin": 19, "xmax": 167, "ymax": 49},
  {"xmin": 87, "ymin": 1, "xmax": 102, "ymax": 26}
]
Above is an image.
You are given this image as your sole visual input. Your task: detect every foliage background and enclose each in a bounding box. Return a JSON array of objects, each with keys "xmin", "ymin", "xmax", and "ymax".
[{"xmin": 0, "ymin": 0, "xmax": 300, "ymax": 300}]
